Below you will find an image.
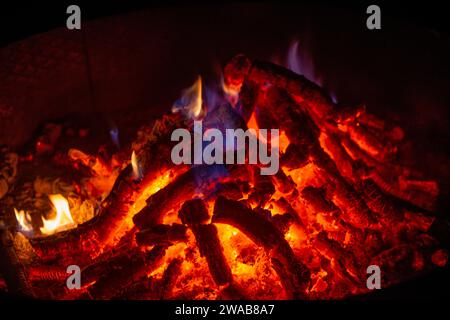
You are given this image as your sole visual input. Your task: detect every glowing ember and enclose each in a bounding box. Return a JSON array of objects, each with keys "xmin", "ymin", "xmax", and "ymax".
[
  {"xmin": 246, "ymin": 111, "xmax": 290, "ymax": 154},
  {"xmin": 14, "ymin": 208, "xmax": 33, "ymax": 232},
  {"xmin": 4, "ymin": 52, "xmax": 446, "ymax": 301},
  {"xmin": 40, "ymin": 194, "xmax": 77, "ymax": 235}
]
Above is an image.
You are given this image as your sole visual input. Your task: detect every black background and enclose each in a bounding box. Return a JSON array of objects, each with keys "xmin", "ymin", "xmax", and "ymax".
[{"xmin": 1, "ymin": 1, "xmax": 450, "ymax": 48}]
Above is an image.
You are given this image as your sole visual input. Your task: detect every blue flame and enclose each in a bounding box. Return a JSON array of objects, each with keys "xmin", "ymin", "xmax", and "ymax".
[{"xmin": 109, "ymin": 126, "xmax": 120, "ymax": 149}]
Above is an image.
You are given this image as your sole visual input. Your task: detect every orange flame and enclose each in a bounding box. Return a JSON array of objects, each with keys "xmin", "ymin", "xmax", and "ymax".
[
  {"xmin": 40, "ymin": 194, "xmax": 77, "ymax": 235},
  {"xmin": 14, "ymin": 208, "xmax": 33, "ymax": 232}
]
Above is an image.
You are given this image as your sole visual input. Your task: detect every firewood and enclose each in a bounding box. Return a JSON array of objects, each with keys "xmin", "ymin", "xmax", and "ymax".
[
  {"xmin": 358, "ymin": 179, "xmax": 404, "ymax": 224},
  {"xmin": 213, "ymin": 196, "xmax": 310, "ymax": 295},
  {"xmin": 272, "ymin": 197, "xmax": 305, "ymax": 228},
  {"xmin": 179, "ymin": 199, "xmax": 210, "ymax": 226},
  {"xmin": 319, "ymin": 132, "xmax": 356, "ymax": 182},
  {"xmin": 346, "ymin": 122, "xmax": 394, "ymax": 162},
  {"xmin": 224, "ymin": 55, "xmax": 335, "ymax": 124},
  {"xmin": 260, "ymin": 86, "xmax": 320, "ymax": 147},
  {"xmin": 0, "ymin": 147, "xmax": 18, "ymax": 199},
  {"xmin": 312, "ymin": 232, "xmax": 362, "ymax": 283},
  {"xmin": 87, "ymin": 245, "xmax": 166, "ymax": 299},
  {"xmin": 248, "ymin": 169, "xmax": 275, "ymax": 207},
  {"xmin": 213, "ymin": 196, "xmax": 286, "ymax": 249},
  {"xmin": 219, "ymin": 282, "xmax": 247, "ymax": 300},
  {"xmin": 112, "ymin": 276, "xmax": 158, "ymax": 300},
  {"xmin": 28, "ymin": 265, "xmax": 67, "ymax": 282},
  {"xmin": 280, "ymin": 144, "xmax": 310, "ymax": 169},
  {"xmin": 226, "ymin": 54, "xmax": 438, "ymax": 213},
  {"xmin": 136, "ymin": 224, "xmax": 188, "ymax": 247},
  {"xmin": 369, "ymin": 244, "xmax": 416, "ymax": 284},
  {"xmin": 272, "ymin": 169, "xmax": 296, "ymax": 194},
  {"xmin": 369, "ymin": 170, "xmax": 437, "ymax": 211},
  {"xmin": 216, "ymin": 181, "xmax": 244, "ymax": 200},
  {"xmin": 160, "ymin": 258, "xmax": 183, "ymax": 299},
  {"xmin": 190, "ymin": 224, "xmax": 232, "ymax": 286},
  {"xmin": 133, "ymin": 166, "xmax": 215, "ymax": 229},
  {"xmin": 0, "ymin": 229, "xmax": 34, "ymax": 297},
  {"xmin": 271, "ymin": 257, "xmax": 301, "ymax": 299},
  {"xmin": 30, "ymin": 114, "xmax": 186, "ymax": 263},
  {"xmin": 134, "ymin": 164, "xmax": 248, "ymax": 229},
  {"xmin": 330, "ymin": 180, "xmax": 375, "ymax": 229},
  {"xmin": 301, "ymin": 186, "xmax": 339, "ymax": 215}
]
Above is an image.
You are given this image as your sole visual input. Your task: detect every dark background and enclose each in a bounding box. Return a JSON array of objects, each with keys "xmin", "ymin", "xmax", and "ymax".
[{"xmin": 1, "ymin": 1, "xmax": 450, "ymax": 46}]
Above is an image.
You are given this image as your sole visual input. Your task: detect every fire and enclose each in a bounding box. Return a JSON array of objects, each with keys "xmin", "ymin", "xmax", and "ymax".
[
  {"xmin": 131, "ymin": 151, "xmax": 142, "ymax": 180},
  {"xmin": 221, "ymin": 76, "xmax": 240, "ymax": 107},
  {"xmin": 172, "ymin": 76, "xmax": 203, "ymax": 119},
  {"xmin": 14, "ymin": 208, "xmax": 33, "ymax": 232},
  {"xmin": 40, "ymin": 194, "xmax": 77, "ymax": 235},
  {"xmin": 7, "ymin": 52, "xmax": 445, "ymax": 301},
  {"xmin": 247, "ymin": 111, "xmax": 290, "ymax": 153}
]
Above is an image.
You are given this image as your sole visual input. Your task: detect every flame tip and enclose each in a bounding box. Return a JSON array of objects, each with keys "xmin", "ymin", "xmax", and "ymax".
[{"xmin": 40, "ymin": 194, "xmax": 76, "ymax": 235}]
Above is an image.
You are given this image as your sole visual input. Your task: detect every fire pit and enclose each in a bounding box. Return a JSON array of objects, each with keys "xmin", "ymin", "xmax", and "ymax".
[{"xmin": 0, "ymin": 3, "xmax": 449, "ymax": 300}]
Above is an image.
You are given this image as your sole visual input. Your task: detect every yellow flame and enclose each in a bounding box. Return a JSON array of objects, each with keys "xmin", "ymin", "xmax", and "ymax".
[
  {"xmin": 131, "ymin": 151, "xmax": 140, "ymax": 179},
  {"xmin": 173, "ymin": 76, "xmax": 203, "ymax": 118},
  {"xmin": 40, "ymin": 194, "xmax": 76, "ymax": 235},
  {"xmin": 14, "ymin": 208, "xmax": 33, "ymax": 232}
]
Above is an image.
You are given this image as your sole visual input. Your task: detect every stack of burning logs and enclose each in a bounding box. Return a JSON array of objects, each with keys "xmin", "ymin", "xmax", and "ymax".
[{"xmin": 0, "ymin": 55, "xmax": 448, "ymax": 300}]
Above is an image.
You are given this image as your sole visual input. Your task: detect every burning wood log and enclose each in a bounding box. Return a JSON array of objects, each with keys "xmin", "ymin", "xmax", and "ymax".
[
  {"xmin": 191, "ymin": 224, "xmax": 233, "ymax": 286},
  {"xmin": 249, "ymin": 169, "xmax": 275, "ymax": 207},
  {"xmin": 214, "ymin": 196, "xmax": 287, "ymax": 249},
  {"xmin": 0, "ymin": 147, "xmax": 18, "ymax": 199},
  {"xmin": 216, "ymin": 181, "xmax": 245, "ymax": 201},
  {"xmin": 179, "ymin": 198, "xmax": 210, "ymax": 225},
  {"xmin": 280, "ymin": 144, "xmax": 309, "ymax": 169},
  {"xmin": 219, "ymin": 282, "xmax": 247, "ymax": 300},
  {"xmin": 225, "ymin": 54, "xmax": 438, "ymax": 213},
  {"xmin": 1, "ymin": 51, "xmax": 444, "ymax": 301},
  {"xmin": 224, "ymin": 55, "xmax": 335, "ymax": 124},
  {"xmin": 86, "ymin": 245, "xmax": 166, "ymax": 300},
  {"xmin": 0, "ymin": 229, "xmax": 34, "ymax": 297},
  {"xmin": 136, "ymin": 224, "xmax": 188, "ymax": 247},
  {"xmin": 178, "ymin": 199, "xmax": 233, "ymax": 286},
  {"xmin": 272, "ymin": 169, "xmax": 296, "ymax": 194},
  {"xmin": 312, "ymin": 231, "xmax": 362, "ymax": 283},
  {"xmin": 272, "ymin": 197, "xmax": 305, "ymax": 228},
  {"xmin": 112, "ymin": 277, "xmax": 158, "ymax": 300},
  {"xmin": 213, "ymin": 196, "xmax": 310, "ymax": 297},
  {"xmin": 159, "ymin": 258, "xmax": 183, "ymax": 299},
  {"xmin": 28, "ymin": 265, "xmax": 67, "ymax": 282},
  {"xmin": 134, "ymin": 164, "xmax": 248, "ymax": 230},
  {"xmin": 358, "ymin": 179, "xmax": 404, "ymax": 224},
  {"xmin": 134, "ymin": 166, "xmax": 217, "ymax": 229},
  {"xmin": 271, "ymin": 213, "xmax": 295, "ymax": 234},
  {"xmin": 319, "ymin": 132, "xmax": 357, "ymax": 182},
  {"xmin": 30, "ymin": 114, "xmax": 186, "ymax": 263},
  {"xmin": 301, "ymin": 186, "xmax": 339, "ymax": 215}
]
